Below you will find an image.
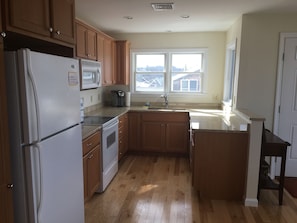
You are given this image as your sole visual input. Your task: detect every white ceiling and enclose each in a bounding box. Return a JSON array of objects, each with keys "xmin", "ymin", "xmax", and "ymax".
[{"xmin": 75, "ymin": 0, "xmax": 297, "ymax": 34}]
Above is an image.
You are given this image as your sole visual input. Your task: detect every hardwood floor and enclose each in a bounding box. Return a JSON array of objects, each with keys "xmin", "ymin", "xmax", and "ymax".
[{"xmin": 85, "ymin": 155, "xmax": 297, "ymax": 223}]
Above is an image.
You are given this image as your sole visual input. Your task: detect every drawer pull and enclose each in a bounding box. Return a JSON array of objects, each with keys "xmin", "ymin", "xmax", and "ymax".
[
  {"xmin": 88, "ymin": 154, "xmax": 94, "ymax": 159},
  {"xmin": 87, "ymin": 143, "xmax": 93, "ymax": 147}
]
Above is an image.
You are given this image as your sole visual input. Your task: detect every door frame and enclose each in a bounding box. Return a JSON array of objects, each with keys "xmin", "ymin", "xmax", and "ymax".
[{"xmin": 272, "ymin": 32, "xmax": 297, "ymax": 178}]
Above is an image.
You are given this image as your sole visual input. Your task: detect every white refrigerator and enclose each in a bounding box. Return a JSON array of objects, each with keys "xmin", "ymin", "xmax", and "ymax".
[{"xmin": 5, "ymin": 49, "xmax": 85, "ymax": 223}]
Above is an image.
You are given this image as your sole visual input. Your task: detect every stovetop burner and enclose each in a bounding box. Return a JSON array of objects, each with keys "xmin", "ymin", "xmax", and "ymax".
[{"xmin": 83, "ymin": 116, "xmax": 115, "ymax": 126}]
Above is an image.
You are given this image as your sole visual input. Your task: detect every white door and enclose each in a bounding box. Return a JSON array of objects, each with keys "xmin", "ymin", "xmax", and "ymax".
[{"xmin": 277, "ymin": 36, "xmax": 297, "ymax": 177}]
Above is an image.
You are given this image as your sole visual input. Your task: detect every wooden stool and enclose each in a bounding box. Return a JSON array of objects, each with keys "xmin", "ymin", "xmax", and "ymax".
[{"xmin": 258, "ymin": 127, "xmax": 290, "ymax": 205}]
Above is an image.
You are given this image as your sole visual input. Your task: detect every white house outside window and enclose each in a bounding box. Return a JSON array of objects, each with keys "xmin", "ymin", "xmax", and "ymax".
[{"xmin": 132, "ymin": 49, "xmax": 207, "ymax": 94}]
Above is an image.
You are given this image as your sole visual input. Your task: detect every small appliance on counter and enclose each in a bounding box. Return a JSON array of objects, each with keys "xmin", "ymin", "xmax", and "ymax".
[{"xmin": 111, "ymin": 90, "xmax": 125, "ymax": 107}]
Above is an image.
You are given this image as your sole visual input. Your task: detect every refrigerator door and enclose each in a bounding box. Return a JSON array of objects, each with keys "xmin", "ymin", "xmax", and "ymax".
[
  {"xmin": 27, "ymin": 125, "xmax": 84, "ymax": 223},
  {"xmin": 16, "ymin": 49, "xmax": 81, "ymax": 144}
]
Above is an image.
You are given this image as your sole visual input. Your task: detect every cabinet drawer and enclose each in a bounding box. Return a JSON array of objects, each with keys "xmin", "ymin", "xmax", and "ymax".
[
  {"xmin": 83, "ymin": 131, "xmax": 101, "ymax": 155},
  {"xmin": 119, "ymin": 113, "xmax": 128, "ymax": 128},
  {"xmin": 142, "ymin": 112, "xmax": 189, "ymax": 122}
]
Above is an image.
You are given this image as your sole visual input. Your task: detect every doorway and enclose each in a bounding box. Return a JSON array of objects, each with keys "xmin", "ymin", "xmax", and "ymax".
[{"xmin": 274, "ymin": 33, "xmax": 297, "ymax": 177}]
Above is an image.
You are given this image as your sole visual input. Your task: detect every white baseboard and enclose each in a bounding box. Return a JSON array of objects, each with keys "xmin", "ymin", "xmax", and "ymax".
[{"xmin": 244, "ymin": 198, "xmax": 258, "ymax": 207}]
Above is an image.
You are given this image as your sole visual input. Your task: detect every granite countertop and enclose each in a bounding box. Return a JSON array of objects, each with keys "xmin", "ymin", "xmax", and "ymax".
[
  {"xmin": 81, "ymin": 106, "xmax": 251, "ymax": 139},
  {"xmin": 189, "ymin": 109, "xmax": 250, "ymax": 132}
]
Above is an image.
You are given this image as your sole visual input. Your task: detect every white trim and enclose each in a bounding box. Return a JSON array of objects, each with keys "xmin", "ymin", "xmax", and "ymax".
[
  {"xmin": 273, "ymin": 32, "xmax": 297, "ymax": 179},
  {"xmin": 130, "ymin": 48, "xmax": 208, "ymax": 94},
  {"xmin": 244, "ymin": 198, "xmax": 258, "ymax": 207},
  {"xmin": 223, "ymin": 39, "xmax": 237, "ymax": 106}
]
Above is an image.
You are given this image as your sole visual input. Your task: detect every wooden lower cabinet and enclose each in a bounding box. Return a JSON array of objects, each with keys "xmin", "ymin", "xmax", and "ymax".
[
  {"xmin": 192, "ymin": 130, "xmax": 248, "ymax": 200},
  {"xmin": 129, "ymin": 111, "xmax": 189, "ymax": 154},
  {"xmin": 82, "ymin": 130, "xmax": 101, "ymax": 201},
  {"xmin": 118, "ymin": 113, "xmax": 128, "ymax": 160},
  {"xmin": 128, "ymin": 112, "xmax": 141, "ymax": 151}
]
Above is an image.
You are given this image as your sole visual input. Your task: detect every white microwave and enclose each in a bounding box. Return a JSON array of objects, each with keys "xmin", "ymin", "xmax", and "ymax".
[{"xmin": 79, "ymin": 59, "xmax": 101, "ymax": 90}]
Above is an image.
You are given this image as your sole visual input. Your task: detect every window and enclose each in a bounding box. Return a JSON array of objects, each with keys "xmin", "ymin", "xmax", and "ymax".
[
  {"xmin": 132, "ymin": 49, "xmax": 207, "ymax": 94},
  {"xmin": 223, "ymin": 40, "xmax": 236, "ymax": 105}
]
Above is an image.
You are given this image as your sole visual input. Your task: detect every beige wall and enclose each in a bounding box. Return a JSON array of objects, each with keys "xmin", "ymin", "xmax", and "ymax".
[
  {"xmin": 236, "ymin": 13, "xmax": 297, "ymax": 129},
  {"xmin": 113, "ymin": 32, "xmax": 226, "ymax": 106}
]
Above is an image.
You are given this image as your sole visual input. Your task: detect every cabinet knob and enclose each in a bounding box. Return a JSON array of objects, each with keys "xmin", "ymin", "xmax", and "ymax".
[
  {"xmin": 7, "ymin": 184, "xmax": 14, "ymax": 189},
  {"xmin": 49, "ymin": 27, "xmax": 53, "ymax": 32},
  {"xmin": 56, "ymin": 30, "xmax": 61, "ymax": 35},
  {"xmin": 1, "ymin": 32, "xmax": 6, "ymax": 38}
]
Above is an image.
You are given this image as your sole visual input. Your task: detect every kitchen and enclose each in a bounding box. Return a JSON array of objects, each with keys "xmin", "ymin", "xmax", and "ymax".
[{"xmin": 1, "ymin": 0, "xmax": 297, "ymax": 223}]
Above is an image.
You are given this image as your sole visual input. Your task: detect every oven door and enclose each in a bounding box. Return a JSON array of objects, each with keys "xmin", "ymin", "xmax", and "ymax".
[{"xmin": 102, "ymin": 119, "xmax": 119, "ymax": 172}]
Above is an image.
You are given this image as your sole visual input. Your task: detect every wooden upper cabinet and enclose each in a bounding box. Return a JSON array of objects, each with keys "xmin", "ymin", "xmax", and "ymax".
[
  {"xmin": 0, "ymin": 3, "xmax": 4, "ymax": 44},
  {"xmin": 115, "ymin": 40, "xmax": 130, "ymax": 85},
  {"xmin": 96, "ymin": 33, "xmax": 104, "ymax": 62},
  {"xmin": 76, "ymin": 21, "xmax": 97, "ymax": 60},
  {"xmin": 0, "ymin": 39, "xmax": 14, "ymax": 223},
  {"xmin": 4, "ymin": 0, "xmax": 51, "ymax": 37},
  {"xmin": 102, "ymin": 37, "xmax": 115, "ymax": 85},
  {"xmin": 50, "ymin": 0, "xmax": 75, "ymax": 44},
  {"xmin": 3, "ymin": 0, "xmax": 75, "ymax": 45}
]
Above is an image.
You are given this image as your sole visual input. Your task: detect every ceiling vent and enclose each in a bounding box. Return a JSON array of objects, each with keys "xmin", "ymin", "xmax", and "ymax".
[{"xmin": 151, "ymin": 3, "xmax": 174, "ymax": 11}]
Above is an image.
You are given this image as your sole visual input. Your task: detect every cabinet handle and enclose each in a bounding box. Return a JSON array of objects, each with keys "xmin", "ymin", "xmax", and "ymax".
[
  {"xmin": 56, "ymin": 30, "xmax": 61, "ymax": 35},
  {"xmin": 87, "ymin": 143, "xmax": 93, "ymax": 147},
  {"xmin": 1, "ymin": 32, "xmax": 6, "ymax": 38},
  {"xmin": 7, "ymin": 184, "xmax": 14, "ymax": 189},
  {"xmin": 88, "ymin": 154, "xmax": 94, "ymax": 159},
  {"xmin": 49, "ymin": 27, "xmax": 53, "ymax": 32}
]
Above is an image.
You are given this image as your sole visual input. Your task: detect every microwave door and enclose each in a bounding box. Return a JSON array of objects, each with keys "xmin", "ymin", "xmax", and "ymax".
[{"xmin": 82, "ymin": 69, "xmax": 99, "ymax": 89}]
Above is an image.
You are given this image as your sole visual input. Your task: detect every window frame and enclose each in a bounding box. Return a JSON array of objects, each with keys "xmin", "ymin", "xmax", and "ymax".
[
  {"xmin": 223, "ymin": 40, "xmax": 237, "ymax": 106},
  {"xmin": 131, "ymin": 48, "xmax": 208, "ymax": 95}
]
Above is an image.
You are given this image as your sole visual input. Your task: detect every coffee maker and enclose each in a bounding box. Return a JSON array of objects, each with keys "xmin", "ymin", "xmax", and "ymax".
[{"xmin": 111, "ymin": 90, "xmax": 125, "ymax": 107}]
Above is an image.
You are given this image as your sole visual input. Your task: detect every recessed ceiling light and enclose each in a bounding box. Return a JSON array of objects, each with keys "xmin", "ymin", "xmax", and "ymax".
[
  {"xmin": 123, "ymin": 16, "xmax": 133, "ymax": 20},
  {"xmin": 181, "ymin": 15, "xmax": 190, "ymax": 19}
]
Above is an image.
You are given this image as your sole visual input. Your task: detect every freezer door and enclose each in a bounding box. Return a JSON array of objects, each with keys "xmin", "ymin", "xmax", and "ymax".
[
  {"xmin": 17, "ymin": 49, "xmax": 81, "ymax": 143},
  {"xmin": 27, "ymin": 125, "xmax": 84, "ymax": 223}
]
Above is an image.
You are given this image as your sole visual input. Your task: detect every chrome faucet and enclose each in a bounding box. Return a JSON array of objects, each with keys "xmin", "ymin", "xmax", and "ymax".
[{"xmin": 161, "ymin": 94, "xmax": 168, "ymax": 107}]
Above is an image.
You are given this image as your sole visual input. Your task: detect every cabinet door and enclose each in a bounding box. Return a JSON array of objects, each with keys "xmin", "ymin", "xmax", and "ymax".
[
  {"xmin": 86, "ymin": 29, "xmax": 97, "ymax": 60},
  {"xmin": 0, "ymin": 42, "xmax": 14, "ymax": 223},
  {"xmin": 50, "ymin": 0, "xmax": 75, "ymax": 44},
  {"xmin": 115, "ymin": 40, "xmax": 130, "ymax": 85},
  {"xmin": 76, "ymin": 22, "xmax": 97, "ymax": 60},
  {"xmin": 142, "ymin": 121, "xmax": 165, "ymax": 152},
  {"xmin": 87, "ymin": 146, "xmax": 101, "ymax": 196},
  {"xmin": 128, "ymin": 112, "xmax": 141, "ymax": 151},
  {"xmin": 97, "ymin": 33, "xmax": 104, "ymax": 62},
  {"xmin": 5, "ymin": 0, "xmax": 50, "ymax": 37},
  {"xmin": 76, "ymin": 23, "xmax": 87, "ymax": 58},
  {"xmin": 166, "ymin": 122, "xmax": 189, "ymax": 154},
  {"xmin": 102, "ymin": 37, "xmax": 114, "ymax": 85}
]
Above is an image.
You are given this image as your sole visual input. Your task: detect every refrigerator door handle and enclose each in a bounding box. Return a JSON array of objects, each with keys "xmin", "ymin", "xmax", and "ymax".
[
  {"xmin": 32, "ymin": 143, "xmax": 44, "ymax": 222},
  {"xmin": 25, "ymin": 49, "xmax": 41, "ymax": 143}
]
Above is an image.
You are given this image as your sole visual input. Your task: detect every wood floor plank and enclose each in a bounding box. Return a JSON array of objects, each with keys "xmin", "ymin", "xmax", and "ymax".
[{"xmin": 84, "ymin": 155, "xmax": 297, "ymax": 223}]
